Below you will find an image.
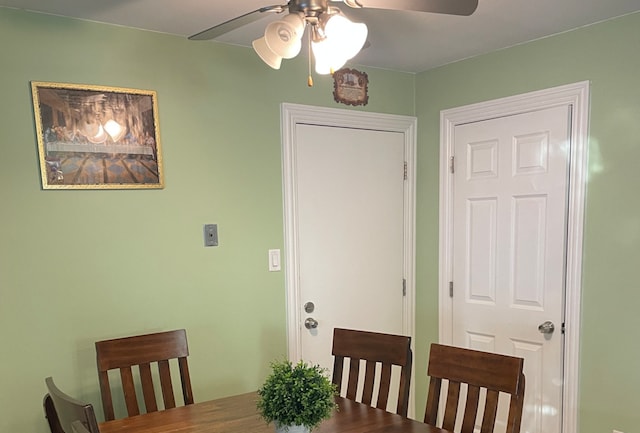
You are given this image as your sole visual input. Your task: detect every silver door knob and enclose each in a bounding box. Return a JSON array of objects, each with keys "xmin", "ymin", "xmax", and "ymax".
[
  {"xmin": 538, "ymin": 321, "xmax": 555, "ymax": 334},
  {"xmin": 304, "ymin": 317, "xmax": 319, "ymax": 329}
]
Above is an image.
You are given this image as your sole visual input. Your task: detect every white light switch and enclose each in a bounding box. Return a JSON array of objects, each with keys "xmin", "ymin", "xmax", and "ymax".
[{"xmin": 268, "ymin": 249, "xmax": 281, "ymax": 272}]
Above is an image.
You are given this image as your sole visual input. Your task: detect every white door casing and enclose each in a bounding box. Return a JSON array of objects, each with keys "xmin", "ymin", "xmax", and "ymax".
[
  {"xmin": 439, "ymin": 82, "xmax": 589, "ymax": 433},
  {"xmin": 282, "ymin": 103, "xmax": 417, "ymax": 414}
]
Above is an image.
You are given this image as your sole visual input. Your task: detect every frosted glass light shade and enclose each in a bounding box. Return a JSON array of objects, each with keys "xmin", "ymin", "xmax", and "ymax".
[
  {"xmin": 312, "ymin": 38, "xmax": 347, "ymax": 75},
  {"xmin": 252, "ymin": 37, "xmax": 282, "ymax": 69},
  {"xmin": 282, "ymin": 12, "xmax": 306, "ymax": 36},
  {"xmin": 324, "ymin": 15, "xmax": 368, "ymax": 61},
  {"xmin": 264, "ymin": 13, "xmax": 305, "ymax": 59},
  {"xmin": 311, "ymin": 14, "xmax": 367, "ymax": 75}
]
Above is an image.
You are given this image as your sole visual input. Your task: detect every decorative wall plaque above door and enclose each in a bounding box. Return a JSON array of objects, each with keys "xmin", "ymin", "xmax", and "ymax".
[{"xmin": 333, "ymin": 68, "xmax": 368, "ymax": 106}]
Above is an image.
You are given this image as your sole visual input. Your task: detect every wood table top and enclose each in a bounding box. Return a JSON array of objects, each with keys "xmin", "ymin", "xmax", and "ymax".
[{"xmin": 99, "ymin": 392, "xmax": 451, "ymax": 433}]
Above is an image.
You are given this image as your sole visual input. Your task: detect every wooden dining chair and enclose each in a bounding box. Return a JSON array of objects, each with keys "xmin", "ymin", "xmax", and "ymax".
[
  {"xmin": 424, "ymin": 343, "xmax": 526, "ymax": 433},
  {"xmin": 95, "ymin": 328, "xmax": 194, "ymax": 421},
  {"xmin": 44, "ymin": 393, "xmax": 64, "ymax": 433},
  {"xmin": 331, "ymin": 327, "xmax": 412, "ymax": 417},
  {"xmin": 71, "ymin": 420, "xmax": 92, "ymax": 433},
  {"xmin": 44, "ymin": 377, "xmax": 100, "ymax": 433}
]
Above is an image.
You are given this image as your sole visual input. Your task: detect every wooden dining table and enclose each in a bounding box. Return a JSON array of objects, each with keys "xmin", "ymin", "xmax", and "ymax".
[{"xmin": 99, "ymin": 391, "xmax": 451, "ymax": 433}]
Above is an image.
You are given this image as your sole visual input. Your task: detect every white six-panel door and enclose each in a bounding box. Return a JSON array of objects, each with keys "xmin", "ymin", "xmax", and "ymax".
[{"xmin": 451, "ymin": 105, "xmax": 570, "ymax": 433}]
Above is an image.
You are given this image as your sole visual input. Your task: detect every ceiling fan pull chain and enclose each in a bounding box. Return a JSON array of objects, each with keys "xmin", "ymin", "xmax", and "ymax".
[{"xmin": 307, "ymin": 29, "xmax": 314, "ymax": 87}]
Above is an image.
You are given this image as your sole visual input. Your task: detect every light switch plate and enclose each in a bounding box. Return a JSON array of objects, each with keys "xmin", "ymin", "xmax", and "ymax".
[
  {"xmin": 268, "ymin": 249, "xmax": 281, "ymax": 271},
  {"xmin": 203, "ymin": 224, "xmax": 218, "ymax": 247}
]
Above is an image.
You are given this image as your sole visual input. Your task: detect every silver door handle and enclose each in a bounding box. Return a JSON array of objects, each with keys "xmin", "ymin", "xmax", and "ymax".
[
  {"xmin": 304, "ymin": 317, "xmax": 318, "ymax": 329},
  {"xmin": 538, "ymin": 321, "xmax": 555, "ymax": 334}
]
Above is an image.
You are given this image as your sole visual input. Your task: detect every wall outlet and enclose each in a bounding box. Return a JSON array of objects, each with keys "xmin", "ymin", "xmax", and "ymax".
[{"xmin": 613, "ymin": 430, "xmax": 624, "ymax": 433}]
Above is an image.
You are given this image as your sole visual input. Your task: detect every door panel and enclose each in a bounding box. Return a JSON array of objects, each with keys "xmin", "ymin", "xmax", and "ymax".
[
  {"xmin": 452, "ymin": 105, "xmax": 570, "ymax": 433},
  {"xmin": 295, "ymin": 123, "xmax": 405, "ymax": 372},
  {"xmin": 282, "ymin": 104, "xmax": 417, "ymax": 416}
]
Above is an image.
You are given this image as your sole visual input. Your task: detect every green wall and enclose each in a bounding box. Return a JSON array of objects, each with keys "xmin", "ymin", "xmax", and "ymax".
[
  {"xmin": 0, "ymin": 7, "xmax": 414, "ymax": 432},
  {"xmin": 414, "ymin": 11, "xmax": 640, "ymax": 433},
  {"xmin": 3, "ymin": 5, "xmax": 640, "ymax": 433}
]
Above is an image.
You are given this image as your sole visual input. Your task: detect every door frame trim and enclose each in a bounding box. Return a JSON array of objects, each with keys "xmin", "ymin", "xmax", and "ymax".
[
  {"xmin": 281, "ymin": 102, "xmax": 417, "ymax": 402},
  {"xmin": 438, "ymin": 81, "xmax": 589, "ymax": 433}
]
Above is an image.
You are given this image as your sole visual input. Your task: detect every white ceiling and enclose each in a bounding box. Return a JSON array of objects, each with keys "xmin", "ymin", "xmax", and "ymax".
[{"xmin": 2, "ymin": 0, "xmax": 639, "ymax": 73}]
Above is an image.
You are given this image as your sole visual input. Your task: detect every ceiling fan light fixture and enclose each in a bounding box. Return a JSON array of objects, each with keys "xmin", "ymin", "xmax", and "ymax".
[
  {"xmin": 310, "ymin": 12, "xmax": 367, "ymax": 75},
  {"xmin": 282, "ymin": 12, "xmax": 306, "ymax": 35},
  {"xmin": 311, "ymin": 38, "xmax": 347, "ymax": 75},
  {"xmin": 263, "ymin": 12, "xmax": 305, "ymax": 59},
  {"xmin": 252, "ymin": 36, "xmax": 282, "ymax": 69},
  {"xmin": 190, "ymin": 0, "xmax": 479, "ymax": 77},
  {"xmin": 323, "ymin": 14, "xmax": 368, "ymax": 60}
]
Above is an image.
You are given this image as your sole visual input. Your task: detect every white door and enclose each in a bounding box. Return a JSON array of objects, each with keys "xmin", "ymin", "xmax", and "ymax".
[
  {"xmin": 296, "ymin": 123, "xmax": 405, "ymax": 367},
  {"xmin": 282, "ymin": 104, "xmax": 416, "ymax": 413},
  {"xmin": 451, "ymin": 105, "xmax": 570, "ymax": 433}
]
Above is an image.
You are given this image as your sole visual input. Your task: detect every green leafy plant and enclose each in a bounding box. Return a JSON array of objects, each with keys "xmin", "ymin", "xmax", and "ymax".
[{"xmin": 257, "ymin": 359, "xmax": 338, "ymax": 431}]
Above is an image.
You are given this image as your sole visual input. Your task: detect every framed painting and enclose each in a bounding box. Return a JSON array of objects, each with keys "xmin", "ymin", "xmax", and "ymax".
[{"xmin": 31, "ymin": 81, "xmax": 164, "ymax": 189}]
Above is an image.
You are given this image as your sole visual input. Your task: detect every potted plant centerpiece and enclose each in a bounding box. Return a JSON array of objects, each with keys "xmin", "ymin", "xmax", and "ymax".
[{"xmin": 257, "ymin": 359, "xmax": 337, "ymax": 433}]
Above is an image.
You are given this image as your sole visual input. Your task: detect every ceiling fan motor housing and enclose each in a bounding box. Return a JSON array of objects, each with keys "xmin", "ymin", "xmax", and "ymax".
[{"xmin": 290, "ymin": 0, "xmax": 329, "ymax": 18}]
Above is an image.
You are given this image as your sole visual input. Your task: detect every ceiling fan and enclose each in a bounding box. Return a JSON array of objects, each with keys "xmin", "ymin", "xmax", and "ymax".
[{"xmin": 189, "ymin": 0, "xmax": 478, "ymax": 83}]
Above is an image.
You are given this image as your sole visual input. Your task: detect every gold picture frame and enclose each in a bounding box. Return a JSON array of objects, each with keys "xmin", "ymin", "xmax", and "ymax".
[
  {"xmin": 333, "ymin": 68, "xmax": 369, "ymax": 106},
  {"xmin": 31, "ymin": 81, "xmax": 164, "ymax": 189}
]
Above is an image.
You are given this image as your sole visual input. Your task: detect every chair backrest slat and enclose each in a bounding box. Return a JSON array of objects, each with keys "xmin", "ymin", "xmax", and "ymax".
[
  {"xmin": 376, "ymin": 362, "xmax": 393, "ymax": 410},
  {"xmin": 119, "ymin": 366, "xmax": 139, "ymax": 417},
  {"xmin": 345, "ymin": 357, "xmax": 360, "ymax": 400},
  {"xmin": 442, "ymin": 380, "xmax": 460, "ymax": 430},
  {"xmin": 44, "ymin": 377, "xmax": 100, "ymax": 433},
  {"xmin": 483, "ymin": 389, "xmax": 501, "ymax": 432},
  {"xmin": 424, "ymin": 344, "xmax": 526, "ymax": 433},
  {"xmin": 158, "ymin": 359, "xmax": 176, "ymax": 409},
  {"xmin": 95, "ymin": 329, "xmax": 194, "ymax": 421},
  {"xmin": 178, "ymin": 357, "xmax": 193, "ymax": 401},
  {"xmin": 361, "ymin": 359, "xmax": 376, "ymax": 405},
  {"xmin": 331, "ymin": 328, "xmax": 412, "ymax": 417},
  {"xmin": 139, "ymin": 363, "xmax": 158, "ymax": 412},
  {"xmin": 424, "ymin": 377, "xmax": 441, "ymax": 425},
  {"xmin": 461, "ymin": 384, "xmax": 481, "ymax": 432}
]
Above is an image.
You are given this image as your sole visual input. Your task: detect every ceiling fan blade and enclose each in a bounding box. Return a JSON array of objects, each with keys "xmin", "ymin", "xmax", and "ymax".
[
  {"xmin": 346, "ymin": 0, "xmax": 478, "ymax": 16},
  {"xmin": 188, "ymin": 4, "xmax": 287, "ymax": 40}
]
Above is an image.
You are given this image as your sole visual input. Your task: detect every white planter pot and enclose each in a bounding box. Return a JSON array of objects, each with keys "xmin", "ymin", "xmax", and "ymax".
[{"xmin": 274, "ymin": 423, "xmax": 310, "ymax": 433}]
